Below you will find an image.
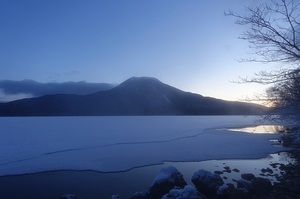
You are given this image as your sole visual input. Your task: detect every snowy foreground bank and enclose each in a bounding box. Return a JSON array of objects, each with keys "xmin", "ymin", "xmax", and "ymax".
[{"xmin": 0, "ymin": 116, "xmax": 283, "ymax": 176}]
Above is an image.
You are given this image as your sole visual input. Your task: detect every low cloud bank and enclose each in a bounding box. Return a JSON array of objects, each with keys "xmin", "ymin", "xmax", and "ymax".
[{"xmin": 0, "ymin": 79, "xmax": 115, "ymax": 102}]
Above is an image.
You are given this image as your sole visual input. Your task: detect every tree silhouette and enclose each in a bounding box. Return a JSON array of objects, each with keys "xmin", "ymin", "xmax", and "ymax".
[{"xmin": 225, "ymin": 0, "xmax": 300, "ymax": 124}]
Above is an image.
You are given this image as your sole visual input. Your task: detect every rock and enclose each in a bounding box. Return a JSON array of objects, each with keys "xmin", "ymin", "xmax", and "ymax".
[
  {"xmin": 241, "ymin": 173, "xmax": 255, "ymax": 181},
  {"xmin": 293, "ymin": 136, "xmax": 300, "ymax": 145},
  {"xmin": 226, "ymin": 185, "xmax": 249, "ymax": 199},
  {"xmin": 149, "ymin": 166, "xmax": 187, "ymax": 199},
  {"xmin": 238, "ymin": 175, "xmax": 273, "ymax": 194},
  {"xmin": 236, "ymin": 188, "xmax": 249, "ymax": 193},
  {"xmin": 60, "ymin": 194, "xmax": 76, "ymax": 199},
  {"xmin": 216, "ymin": 186, "xmax": 229, "ymax": 199},
  {"xmin": 191, "ymin": 169, "xmax": 224, "ymax": 198},
  {"xmin": 214, "ymin": 171, "xmax": 223, "ymax": 175},
  {"xmin": 237, "ymin": 178, "xmax": 253, "ymax": 191},
  {"xmin": 226, "ymin": 183, "xmax": 234, "ymax": 187},
  {"xmin": 261, "ymin": 167, "xmax": 273, "ymax": 174},
  {"xmin": 223, "ymin": 169, "xmax": 231, "ymax": 173},
  {"xmin": 252, "ymin": 177, "xmax": 272, "ymax": 194},
  {"xmin": 129, "ymin": 191, "xmax": 150, "ymax": 199},
  {"xmin": 266, "ymin": 167, "xmax": 273, "ymax": 173},
  {"xmin": 232, "ymin": 168, "xmax": 240, "ymax": 173},
  {"xmin": 279, "ymin": 164, "xmax": 287, "ymax": 170},
  {"xmin": 111, "ymin": 195, "xmax": 120, "ymax": 199},
  {"xmin": 270, "ymin": 163, "xmax": 280, "ymax": 168},
  {"xmin": 161, "ymin": 185, "xmax": 207, "ymax": 199}
]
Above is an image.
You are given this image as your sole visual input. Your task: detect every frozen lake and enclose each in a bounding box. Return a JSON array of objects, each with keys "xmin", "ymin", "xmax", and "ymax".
[
  {"xmin": 0, "ymin": 116, "xmax": 284, "ymax": 176},
  {"xmin": 0, "ymin": 152, "xmax": 294, "ymax": 199}
]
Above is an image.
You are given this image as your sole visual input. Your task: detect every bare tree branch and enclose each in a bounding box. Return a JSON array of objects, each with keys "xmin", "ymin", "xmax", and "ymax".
[
  {"xmin": 225, "ymin": 0, "xmax": 300, "ymax": 64},
  {"xmin": 225, "ymin": 0, "xmax": 300, "ymax": 124}
]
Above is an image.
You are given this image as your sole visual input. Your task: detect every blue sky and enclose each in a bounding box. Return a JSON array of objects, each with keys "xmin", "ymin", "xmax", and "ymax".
[{"xmin": 0, "ymin": 0, "xmax": 275, "ymax": 102}]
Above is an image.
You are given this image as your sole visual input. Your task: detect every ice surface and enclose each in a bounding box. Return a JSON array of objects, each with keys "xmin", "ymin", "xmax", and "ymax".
[{"xmin": 0, "ymin": 116, "xmax": 282, "ymax": 176}]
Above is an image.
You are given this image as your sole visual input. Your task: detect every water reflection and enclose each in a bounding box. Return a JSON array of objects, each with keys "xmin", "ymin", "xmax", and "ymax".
[
  {"xmin": 226, "ymin": 125, "xmax": 287, "ymax": 134},
  {"xmin": 0, "ymin": 152, "xmax": 295, "ymax": 199},
  {"xmin": 163, "ymin": 152, "xmax": 295, "ymax": 186}
]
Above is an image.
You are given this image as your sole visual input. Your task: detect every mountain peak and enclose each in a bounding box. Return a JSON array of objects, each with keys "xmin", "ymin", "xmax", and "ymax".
[
  {"xmin": 116, "ymin": 76, "xmax": 163, "ymax": 88},
  {"xmin": 125, "ymin": 76, "xmax": 160, "ymax": 83}
]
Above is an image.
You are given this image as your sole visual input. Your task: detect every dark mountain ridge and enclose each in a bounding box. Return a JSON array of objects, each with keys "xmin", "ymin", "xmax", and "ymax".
[{"xmin": 0, "ymin": 77, "xmax": 266, "ymax": 116}]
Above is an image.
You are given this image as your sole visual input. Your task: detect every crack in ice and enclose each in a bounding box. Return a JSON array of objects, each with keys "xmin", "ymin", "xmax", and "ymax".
[{"xmin": 0, "ymin": 128, "xmax": 212, "ymax": 166}]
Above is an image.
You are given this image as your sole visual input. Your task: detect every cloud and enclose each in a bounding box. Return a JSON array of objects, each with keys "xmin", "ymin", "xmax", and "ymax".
[
  {"xmin": 0, "ymin": 79, "xmax": 115, "ymax": 102},
  {"xmin": 0, "ymin": 91, "xmax": 33, "ymax": 103}
]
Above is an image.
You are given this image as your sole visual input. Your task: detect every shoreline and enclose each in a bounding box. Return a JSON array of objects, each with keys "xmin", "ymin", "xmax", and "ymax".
[
  {"xmin": 0, "ymin": 150, "xmax": 297, "ymax": 199},
  {"xmin": 0, "ymin": 150, "xmax": 290, "ymax": 178}
]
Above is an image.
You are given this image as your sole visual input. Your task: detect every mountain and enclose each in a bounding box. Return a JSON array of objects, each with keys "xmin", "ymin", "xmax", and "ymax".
[{"xmin": 0, "ymin": 77, "xmax": 266, "ymax": 116}]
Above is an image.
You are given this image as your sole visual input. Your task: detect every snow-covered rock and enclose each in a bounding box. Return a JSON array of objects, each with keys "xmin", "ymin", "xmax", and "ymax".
[
  {"xmin": 252, "ymin": 177, "xmax": 272, "ymax": 193},
  {"xmin": 161, "ymin": 185, "xmax": 207, "ymax": 199},
  {"xmin": 237, "ymin": 178, "xmax": 253, "ymax": 191},
  {"xmin": 60, "ymin": 194, "xmax": 76, "ymax": 199},
  {"xmin": 129, "ymin": 191, "xmax": 150, "ymax": 199},
  {"xmin": 111, "ymin": 195, "xmax": 120, "ymax": 199},
  {"xmin": 149, "ymin": 166, "xmax": 187, "ymax": 199},
  {"xmin": 237, "ymin": 175, "xmax": 272, "ymax": 194},
  {"xmin": 191, "ymin": 169, "xmax": 224, "ymax": 198},
  {"xmin": 216, "ymin": 185, "xmax": 229, "ymax": 199}
]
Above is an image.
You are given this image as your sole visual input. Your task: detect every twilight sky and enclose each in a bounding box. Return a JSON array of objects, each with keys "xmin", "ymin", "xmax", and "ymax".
[{"xmin": 0, "ymin": 0, "xmax": 276, "ymax": 102}]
